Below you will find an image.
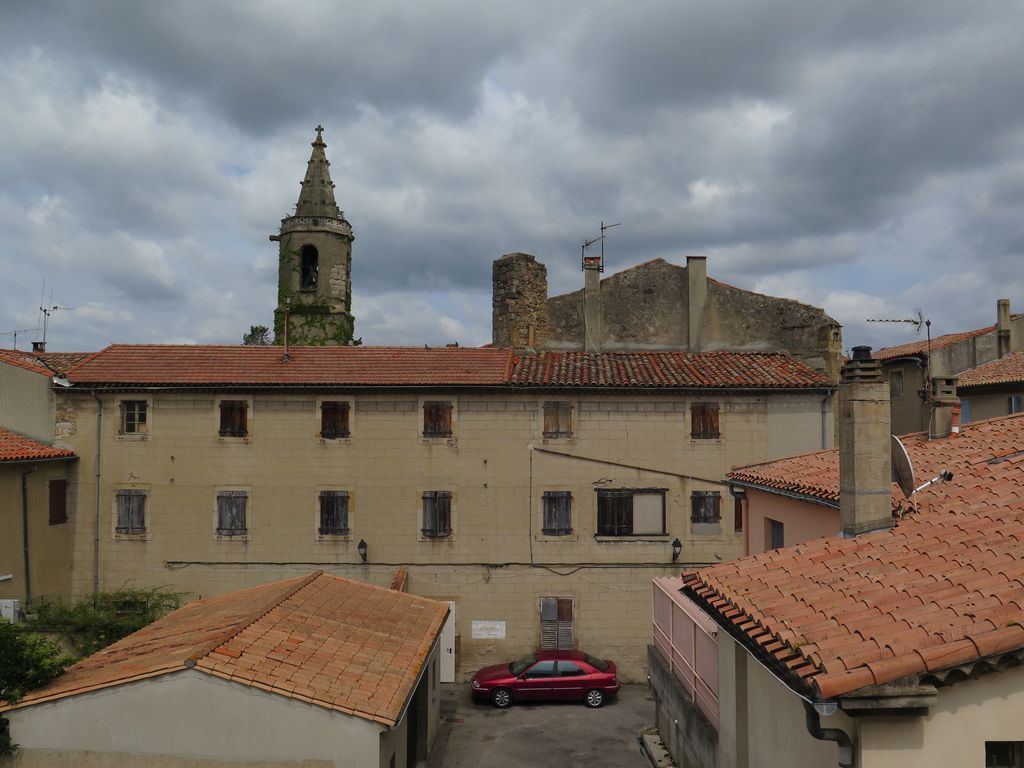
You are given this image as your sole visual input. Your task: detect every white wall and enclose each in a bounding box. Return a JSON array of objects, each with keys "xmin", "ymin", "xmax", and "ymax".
[{"xmin": 6, "ymin": 670, "xmax": 384, "ymax": 767}]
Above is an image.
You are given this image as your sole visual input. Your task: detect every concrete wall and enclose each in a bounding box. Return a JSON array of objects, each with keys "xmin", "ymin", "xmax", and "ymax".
[
  {"xmin": 5, "ymin": 670, "xmax": 384, "ymax": 768},
  {"xmin": 544, "ymin": 259, "xmax": 842, "ymax": 378},
  {"xmin": 962, "ymin": 388, "xmax": 1024, "ymax": 423},
  {"xmin": 858, "ymin": 664, "xmax": 1024, "ymax": 768},
  {"xmin": 0, "ymin": 461, "xmax": 75, "ymax": 604},
  {"xmin": 0, "ymin": 362, "xmax": 54, "ymax": 443},
  {"xmin": 882, "ymin": 358, "xmax": 926, "ymax": 436},
  {"xmin": 743, "ymin": 488, "xmax": 837, "ymax": 556},
  {"xmin": 55, "ymin": 389, "xmax": 828, "ymax": 682}
]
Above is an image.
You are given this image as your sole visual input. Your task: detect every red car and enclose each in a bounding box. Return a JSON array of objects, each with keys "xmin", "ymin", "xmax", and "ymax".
[{"xmin": 470, "ymin": 650, "xmax": 619, "ymax": 708}]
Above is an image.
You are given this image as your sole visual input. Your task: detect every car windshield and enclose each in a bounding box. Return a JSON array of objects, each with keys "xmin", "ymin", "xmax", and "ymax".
[
  {"xmin": 509, "ymin": 653, "xmax": 538, "ymax": 676},
  {"xmin": 584, "ymin": 654, "xmax": 609, "ymax": 672}
]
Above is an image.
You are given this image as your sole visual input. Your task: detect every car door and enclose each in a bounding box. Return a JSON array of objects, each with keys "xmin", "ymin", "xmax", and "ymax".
[
  {"xmin": 552, "ymin": 660, "xmax": 588, "ymax": 700},
  {"xmin": 516, "ymin": 660, "xmax": 558, "ymax": 701}
]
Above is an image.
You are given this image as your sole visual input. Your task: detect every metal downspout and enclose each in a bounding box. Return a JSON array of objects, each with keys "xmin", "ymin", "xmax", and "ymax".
[
  {"xmin": 803, "ymin": 700, "xmax": 854, "ymax": 768},
  {"xmin": 821, "ymin": 394, "xmax": 830, "ymax": 449},
  {"xmin": 91, "ymin": 393, "xmax": 103, "ymax": 595},
  {"xmin": 21, "ymin": 467, "xmax": 34, "ymax": 604}
]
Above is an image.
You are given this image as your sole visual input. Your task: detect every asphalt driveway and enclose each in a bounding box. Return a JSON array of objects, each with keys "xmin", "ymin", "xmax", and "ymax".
[{"xmin": 429, "ymin": 683, "xmax": 654, "ymax": 768}]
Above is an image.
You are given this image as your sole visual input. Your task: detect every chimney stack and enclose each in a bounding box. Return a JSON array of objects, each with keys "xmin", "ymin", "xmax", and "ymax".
[
  {"xmin": 492, "ymin": 253, "xmax": 549, "ymax": 352},
  {"xmin": 839, "ymin": 346, "xmax": 893, "ymax": 537},
  {"xmin": 687, "ymin": 256, "xmax": 708, "ymax": 352},
  {"xmin": 997, "ymin": 299, "xmax": 1012, "ymax": 359},
  {"xmin": 31, "ymin": 341, "xmax": 46, "ymax": 353},
  {"xmin": 929, "ymin": 376, "xmax": 960, "ymax": 439},
  {"xmin": 583, "ymin": 255, "xmax": 602, "ymax": 353}
]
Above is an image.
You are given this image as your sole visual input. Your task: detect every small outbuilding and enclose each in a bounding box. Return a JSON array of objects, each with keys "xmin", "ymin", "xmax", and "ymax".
[{"xmin": 1, "ymin": 571, "xmax": 449, "ymax": 768}]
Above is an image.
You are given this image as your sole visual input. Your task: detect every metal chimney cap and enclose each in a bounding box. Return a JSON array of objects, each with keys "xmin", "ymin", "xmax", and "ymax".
[{"xmin": 851, "ymin": 345, "xmax": 873, "ymax": 361}]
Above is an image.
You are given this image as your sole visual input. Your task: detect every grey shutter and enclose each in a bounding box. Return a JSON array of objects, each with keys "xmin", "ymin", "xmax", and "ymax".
[
  {"xmin": 116, "ymin": 490, "xmax": 145, "ymax": 534},
  {"xmin": 218, "ymin": 491, "xmax": 247, "ymax": 534},
  {"xmin": 539, "ymin": 597, "xmax": 574, "ymax": 650}
]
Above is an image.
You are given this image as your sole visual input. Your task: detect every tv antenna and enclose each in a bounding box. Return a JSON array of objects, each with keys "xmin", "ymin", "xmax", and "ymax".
[
  {"xmin": 867, "ymin": 309, "xmax": 933, "ymax": 401},
  {"xmin": 35, "ymin": 282, "xmax": 74, "ymax": 350},
  {"xmin": 580, "ymin": 220, "xmax": 621, "ymax": 272},
  {"xmin": 0, "ymin": 327, "xmax": 41, "ymax": 350}
]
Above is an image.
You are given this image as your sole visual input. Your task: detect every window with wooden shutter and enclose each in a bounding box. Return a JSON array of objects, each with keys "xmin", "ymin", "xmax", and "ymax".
[
  {"xmin": 217, "ymin": 491, "xmax": 247, "ymax": 535},
  {"xmin": 691, "ymin": 403, "xmax": 720, "ymax": 439},
  {"xmin": 320, "ymin": 401, "xmax": 350, "ymax": 439},
  {"xmin": 597, "ymin": 489, "xmax": 666, "ymax": 535},
  {"xmin": 219, "ymin": 401, "xmax": 248, "ymax": 437},
  {"xmin": 48, "ymin": 479, "xmax": 68, "ymax": 526},
  {"xmin": 542, "ymin": 491, "xmax": 572, "ymax": 535},
  {"xmin": 423, "ymin": 402, "xmax": 453, "ymax": 438},
  {"xmin": 319, "ymin": 491, "xmax": 349, "ymax": 535},
  {"xmin": 422, "ymin": 491, "xmax": 452, "ymax": 538},
  {"xmin": 115, "ymin": 490, "xmax": 146, "ymax": 534},
  {"xmin": 691, "ymin": 491, "xmax": 722, "ymax": 524},
  {"xmin": 543, "ymin": 401, "xmax": 572, "ymax": 438},
  {"xmin": 539, "ymin": 597, "xmax": 574, "ymax": 650}
]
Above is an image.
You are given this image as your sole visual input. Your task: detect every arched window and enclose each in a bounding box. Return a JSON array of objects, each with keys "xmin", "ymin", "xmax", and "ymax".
[{"xmin": 300, "ymin": 245, "xmax": 318, "ymax": 290}]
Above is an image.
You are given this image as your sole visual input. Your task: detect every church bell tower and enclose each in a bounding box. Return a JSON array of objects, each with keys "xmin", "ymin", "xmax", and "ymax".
[{"xmin": 271, "ymin": 126, "xmax": 355, "ymax": 346}]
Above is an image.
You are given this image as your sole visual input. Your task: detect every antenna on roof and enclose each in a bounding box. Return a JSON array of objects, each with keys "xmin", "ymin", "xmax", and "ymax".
[
  {"xmin": 0, "ymin": 327, "xmax": 42, "ymax": 350},
  {"xmin": 867, "ymin": 309, "xmax": 934, "ymax": 405},
  {"xmin": 580, "ymin": 220, "xmax": 621, "ymax": 272}
]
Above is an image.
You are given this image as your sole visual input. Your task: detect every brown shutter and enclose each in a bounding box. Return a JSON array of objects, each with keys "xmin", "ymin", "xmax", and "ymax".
[{"xmin": 48, "ymin": 479, "xmax": 68, "ymax": 525}]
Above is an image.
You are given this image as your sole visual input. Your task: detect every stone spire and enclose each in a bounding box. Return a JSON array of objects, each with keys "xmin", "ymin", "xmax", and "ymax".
[{"xmin": 295, "ymin": 125, "xmax": 341, "ymax": 218}]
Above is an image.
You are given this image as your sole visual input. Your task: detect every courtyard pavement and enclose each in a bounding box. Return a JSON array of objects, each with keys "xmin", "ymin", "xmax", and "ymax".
[{"xmin": 429, "ymin": 683, "xmax": 655, "ymax": 768}]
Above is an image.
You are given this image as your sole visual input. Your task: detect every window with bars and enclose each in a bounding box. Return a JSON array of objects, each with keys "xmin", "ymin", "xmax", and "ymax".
[
  {"xmin": 421, "ymin": 491, "xmax": 452, "ymax": 538},
  {"xmin": 691, "ymin": 403, "xmax": 720, "ymax": 439},
  {"xmin": 539, "ymin": 597, "xmax": 574, "ymax": 650},
  {"xmin": 217, "ymin": 491, "xmax": 248, "ymax": 536},
  {"xmin": 219, "ymin": 401, "xmax": 248, "ymax": 437},
  {"xmin": 542, "ymin": 491, "xmax": 572, "ymax": 535},
  {"xmin": 422, "ymin": 402, "xmax": 453, "ymax": 438},
  {"xmin": 320, "ymin": 401, "xmax": 350, "ymax": 439},
  {"xmin": 543, "ymin": 401, "xmax": 573, "ymax": 438},
  {"xmin": 49, "ymin": 479, "xmax": 68, "ymax": 526},
  {"xmin": 121, "ymin": 400, "xmax": 148, "ymax": 434},
  {"xmin": 596, "ymin": 489, "xmax": 666, "ymax": 536},
  {"xmin": 691, "ymin": 491, "xmax": 722, "ymax": 525},
  {"xmin": 319, "ymin": 491, "xmax": 349, "ymax": 536},
  {"xmin": 116, "ymin": 490, "xmax": 146, "ymax": 534}
]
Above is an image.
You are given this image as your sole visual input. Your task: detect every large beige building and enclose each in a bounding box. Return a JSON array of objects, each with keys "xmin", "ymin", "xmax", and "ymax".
[{"xmin": 30, "ymin": 343, "xmax": 834, "ymax": 682}]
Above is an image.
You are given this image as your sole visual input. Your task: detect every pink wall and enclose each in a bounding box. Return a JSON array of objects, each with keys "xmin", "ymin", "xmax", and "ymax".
[{"xmin": 744, "ymin": 488, "xmax": 838, "ymax": 555}]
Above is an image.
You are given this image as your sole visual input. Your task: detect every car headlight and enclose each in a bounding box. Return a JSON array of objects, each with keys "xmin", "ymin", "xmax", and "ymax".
[{"xmin": 471, "ymin": 679, "xmax": 481, "ymax": 689}]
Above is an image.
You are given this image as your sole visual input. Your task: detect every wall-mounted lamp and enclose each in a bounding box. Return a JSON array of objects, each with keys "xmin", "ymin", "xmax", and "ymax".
[
  {"xmin": 357, "ymin": 539, "xmax": 368, "ymax": 563},
  {"xmin": 671, "ymin": 538, "xmax": 682, "ymax": 563}
]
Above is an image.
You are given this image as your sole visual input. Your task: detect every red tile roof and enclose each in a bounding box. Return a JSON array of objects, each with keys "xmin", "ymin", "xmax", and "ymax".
[
  {"xmin": 683, "ymin": 508, "xmax": 1024, "ymax": 700},
  {"xmin": 0, "ymin": 349, "xmax": 92, "ymax": 377},
  {"xmin": 2, "ymin": 572, "xmax": 449, "ymax": 725},
  {"xmin": 66, "ymin": 345, "xmax": 515, "ymax": 386},
  {"xmin": 0, "ymin": 428, "xmax": 75, "ymax": 463},
  {"xmin": 728, "ymin": 412, "xmax": 1024, "ymax": 518},
  {"xmin": 875, "ymin": 326, "xmax": 995, "ymax": 361},
  {"xmin": 61, "ymin": 346, "xmax": 831, "ymax": 390},
  {"xmin": 959, "ymin": 351, "xmax": 1024, "ymax": 389},
  {"xmin": 509, "ymin": 351, "xmax": 831, "ymax": 389}
]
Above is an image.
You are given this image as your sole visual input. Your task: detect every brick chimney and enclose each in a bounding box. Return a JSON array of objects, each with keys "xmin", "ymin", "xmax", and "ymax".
[
  {"xmin": 839, "ymin": 346, "xmax": 893, "ymax": 537},
  {"xmin": 583, "ymin": 255, "xmax": 602, "ymax": 353},
  {"xmin": 687, "ymin": 256, "xmax": 707, "ymax": 352},
  {"xmin": 929, "ymin": 376, "xmax": 960, "ymax": 439},
  {"xmin": 492, "ymin": 253, "xmax": 548, "ymax": 351},
  {"xmin": 997, "ymin": 299, "xmax": 1012, "ymax": 359}
]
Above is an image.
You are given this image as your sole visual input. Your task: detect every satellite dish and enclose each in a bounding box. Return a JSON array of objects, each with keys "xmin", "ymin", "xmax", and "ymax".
[{"xmin": 891, "ymin": 435, "xmax": 916, "ymax": 499}]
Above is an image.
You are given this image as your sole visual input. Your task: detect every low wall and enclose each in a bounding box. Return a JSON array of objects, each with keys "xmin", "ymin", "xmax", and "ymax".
[{"xmin": 648, "ymin": 644, "xmax": 718, "ymax": 768}]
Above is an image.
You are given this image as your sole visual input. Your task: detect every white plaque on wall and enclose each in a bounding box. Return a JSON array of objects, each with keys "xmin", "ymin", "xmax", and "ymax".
[{"xmin": 471, "ymin": 620, "xmax": 507, "ymax": 639}]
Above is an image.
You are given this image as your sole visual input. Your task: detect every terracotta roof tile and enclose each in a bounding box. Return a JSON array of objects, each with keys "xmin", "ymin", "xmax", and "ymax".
[
  {"xmin": 959, "ymin": 351, "xmax": 1024, "ymax": 389},
  {"xmin": 0, "ymin": 428, "xmax": 75, "ymax": 463},
  {"xmin": 0, "ymin": 348, "xmax": 92, "ymax": 376},
  {"xmin": 875, "ymin": 326, "xmax": 996, "ymax": 361},
  {"xmin": 2, "ymin": 572, "xmax": 448, "ymax": 726},
  {"xmin": 683, "ymin": 507, "xmax": 1024, "ymax": 700},
  {"xmin": 508, "ymin": 351, "xmax": 831, "ymax": 389},
  {"xmin": 729, "ymin": 413, "xmax": 1024, "ymax": 519}
]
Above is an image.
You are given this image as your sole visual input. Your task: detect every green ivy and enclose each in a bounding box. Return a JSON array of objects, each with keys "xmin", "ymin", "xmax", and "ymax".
[{"xmin": 25, "ymin": 587, "xmax": 184, "ymax": 658}]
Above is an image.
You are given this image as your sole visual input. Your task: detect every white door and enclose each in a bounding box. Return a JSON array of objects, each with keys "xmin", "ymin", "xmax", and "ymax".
[{"xmin": 440, "ymin": 601, "xmax": 456, "ymax": 682}]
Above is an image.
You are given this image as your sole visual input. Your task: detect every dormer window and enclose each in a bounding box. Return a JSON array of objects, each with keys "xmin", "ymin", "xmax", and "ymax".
[{"xmin": 300, "ymin": 245, "xmax": 319, "ymax": 290}]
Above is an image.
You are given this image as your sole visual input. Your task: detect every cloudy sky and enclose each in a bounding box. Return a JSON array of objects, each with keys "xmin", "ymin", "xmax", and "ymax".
[{"xmin": 1, "ymin": 1, "xmax": 1022, "ymax": 354}]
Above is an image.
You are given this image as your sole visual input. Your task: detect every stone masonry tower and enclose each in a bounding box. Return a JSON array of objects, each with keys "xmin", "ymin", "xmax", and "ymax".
[{"xmin": 271, "ymin": 126, "xmax": 355, "ymax": 345}]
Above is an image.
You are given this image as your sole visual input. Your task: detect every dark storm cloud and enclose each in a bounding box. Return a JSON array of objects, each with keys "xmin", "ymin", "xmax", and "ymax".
[{"xmin": 1, "ymin": 1, "xmax": 1022, "ymax": 352}]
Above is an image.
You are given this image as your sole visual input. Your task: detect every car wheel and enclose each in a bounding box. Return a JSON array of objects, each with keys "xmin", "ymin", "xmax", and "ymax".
[
  {"xmin": 584, "ymin": 689, "xmax": 605, "ymax": 708},
  {"xmin": 491, "ymin": 687, "xmax": 513, "ymax": 709}
]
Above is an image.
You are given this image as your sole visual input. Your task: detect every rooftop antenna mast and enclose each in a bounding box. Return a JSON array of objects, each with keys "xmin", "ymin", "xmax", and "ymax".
[
  {"xmin": 867, "ymin": 309, "xmax": 933, "ymax": 406},
  {"xmin": 580, "ymin": 220, "xmax": 621, "ymax": 272},
  {"xmin": 0, "ymin": 327, "xmax": 41, "ymax": 350},
  {"xmin": 36, "ymin": 282, "xmax": 74, "ymax": 351}
]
